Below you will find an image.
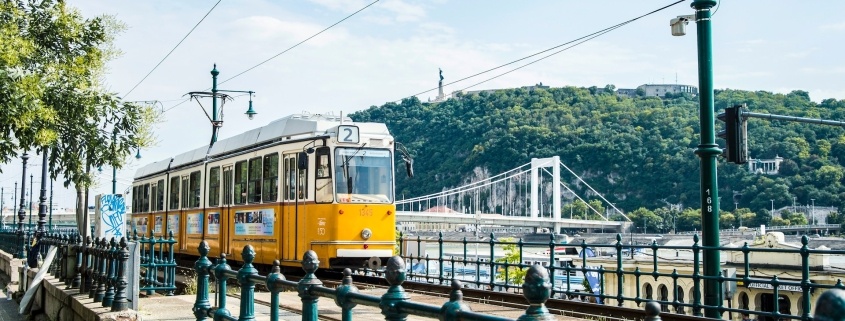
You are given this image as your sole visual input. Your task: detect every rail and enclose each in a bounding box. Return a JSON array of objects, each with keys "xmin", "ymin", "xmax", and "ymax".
[{"xmin": 398, "ymin": 232, "xmax": 845, "ymax": 321}]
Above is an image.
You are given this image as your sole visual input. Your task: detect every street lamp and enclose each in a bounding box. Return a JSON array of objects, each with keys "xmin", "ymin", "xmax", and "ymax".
[
  {"xmin": 811, "ymin": 199, "xmax": 815, "ymax": 226},
  {"xmin": 187, "ymin": 64, "xmax": 257, "ymax": 147},
  {"xmin": 671, "ymin": 1, "xmax": 720, "ymax": 317}
]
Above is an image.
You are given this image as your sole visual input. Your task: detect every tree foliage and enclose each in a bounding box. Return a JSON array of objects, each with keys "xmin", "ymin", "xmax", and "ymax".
[
  {"xmin": 494, "ymin": 237, "xmax": 527, "ymax": 286},
  {"xmin": 0, "ymin": 0, "xmax": 156, "ymax": 188}
]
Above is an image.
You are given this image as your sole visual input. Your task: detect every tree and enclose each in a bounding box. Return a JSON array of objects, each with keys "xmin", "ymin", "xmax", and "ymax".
[
  {"xmin": 0, "ymin": 1, "xmax": 157, "ymax": 234},
  {"xmin": 494, "ymin": 237, "xmax": 528, "ymax": 286}
]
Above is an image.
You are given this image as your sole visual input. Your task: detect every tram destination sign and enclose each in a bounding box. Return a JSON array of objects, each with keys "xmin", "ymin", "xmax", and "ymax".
[{"xmin": 739, "ymin": 279, "xmax": 811, "ymax": 293}]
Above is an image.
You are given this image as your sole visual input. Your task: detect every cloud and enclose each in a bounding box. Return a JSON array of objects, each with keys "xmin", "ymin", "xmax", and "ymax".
[
  {"xmin": 784, "ymin": 48, "xmax": 817, "ymax": 59},
  {"xmin": 819, "ymin": 21, "xmax": 845, "ymax": 31},
  {"xmin": 225, "ymin": 16, "xmax": 347, "ymax": 45},
  {"xmin": 310, "ymin": 0, "xmax": 426, "ymax": 24}
]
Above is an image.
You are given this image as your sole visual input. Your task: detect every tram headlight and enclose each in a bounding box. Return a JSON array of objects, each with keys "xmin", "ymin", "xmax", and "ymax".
[{"xmin": 361, "ymin": 228, "xmax": 372, "ymax": 240}]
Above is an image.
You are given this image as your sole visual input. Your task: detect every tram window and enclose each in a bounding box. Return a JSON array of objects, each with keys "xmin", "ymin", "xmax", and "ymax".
[
  {"xmin": 181, "ymin": 176, "xmax": 189, "ymax": 209},
  {"xmin": 248, "ymin": 157, "xmax": 262, "ymax": 203},
  {"xmin": 262, "ymin": 153, "xmax": 279, "ymax": 202},
  {"xmin": 234, "ymin": 160, "xmax": 247, "ymax": 204},
  {"xmin": 142, "ymin": 183, "xmax": 150, "ymax": 212},
  {"xmin": 132, "ymin": 186, "xmax": 137, "ymax": 212},
  {"xmin": 222, "ymin": 166, "xmax": 233, "ymax": 205},
  {"xmin": 208, "ymin": 167, "xmax": 220, "ymax": 207},
  {"xmin": 316, "ymin": 147, "xmax": 331, "ymax": 178},
  {"xmin": 315, "ymin": 147, "xmax": 333, "ymax": 203},
  {"xmin": 189, "ymin": 171, "xmax": 201, "ymax": 208},
  {"xmin": 169, "ymin": 176, "xmax": 180, "ymax": 210},
  {"xmin": 298, "ymin": 153, "xmax": 307, "ymax": 200},
  {"xmin": 156, "ymin": 179, "xmax": 164, "ymax": 211},
  {"xmin": 284, "ymin": 155, "xmax": 296, "ymax": 201},
  {"xmin": 151, "ymin": 184, "xmax": 158, "ymax": 212}
]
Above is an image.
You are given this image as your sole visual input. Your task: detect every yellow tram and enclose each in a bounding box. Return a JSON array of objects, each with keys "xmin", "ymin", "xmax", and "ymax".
[{"xmin": 130, "ymin": 113, "xmax": 408, "ymax": 269}]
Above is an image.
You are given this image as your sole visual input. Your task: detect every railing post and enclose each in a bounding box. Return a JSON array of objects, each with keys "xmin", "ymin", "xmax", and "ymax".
[
  {"xmin": 334, "ymin": 268, "xmax": 358, "ymax": 321},
  {"xmin": 237, "ymin": 245, "xmax": 258, "ymax": 321},
  {"xmin": 381, "ymin": 256, "xmax": 409, "ymax": 321},
  {"xmin": 103, "ymin": 238, "xmax": 117, "ymax": 307},
  {"xmin": 213, "ymin": 254, "xmax": 232, "ymax": 321},
  {"xmin": 814, "ymin": 289, "xmax": 845, "ymax": 321},
  {"xmin": 83, "ymin": 236, "xmax": 93, "ymax": 295},
  {"xmin": 71, "ymin": 235, "xmax": 82, "ymax": 289},
  {"xmin": 167, "ymin": 231, "xmax": 176, "ymax": 295},
  {"xmin": 95, "ymin": 238, "xmax": 108, "ymax": 302},
  {"xmin": 298, "ymin": 250, "xmax": 322, "ymax": 321},
  {"xmin": 111, "ymin": 238, "xmax": 129, "ymax": 312},
  {"xmin": 193, "ymin": 240, "xmax": 212, "ymax": 321},
  {"xmin": 266, "ymin": 260, "xmax": 286, "ymax": 321},
  {"xmin": 441, "ymin": 279, "xmax": 471, "ymax": 321},
  {"xmin": 800, "ymin": 236, "xmax": 811, "ymax": 321},
  {"xmin": 645, "ymin": 301, "xmax": 662, "ymax": 321},
  {"xmin": 517, "ymin": 265, "xmax": 553, "ymax": 321},
  {"xmin": 89, "ymin": 237, "xmax": 100, "ymax": 299}
]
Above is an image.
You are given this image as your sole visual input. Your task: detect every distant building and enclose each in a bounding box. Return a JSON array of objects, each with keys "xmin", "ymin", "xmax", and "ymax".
[
  {"xmin": 748, "ymin": 156, "xmax": 784, "ymax": 175},
  {"xmin": 616, "ymin": 84, "xmax": 699, "ymax": 98}
]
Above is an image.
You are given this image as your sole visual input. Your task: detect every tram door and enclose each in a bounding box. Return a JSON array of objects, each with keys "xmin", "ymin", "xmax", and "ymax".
[{"xmin": 281, "ymin": 154, "xmax": 298, "ymax": 261}]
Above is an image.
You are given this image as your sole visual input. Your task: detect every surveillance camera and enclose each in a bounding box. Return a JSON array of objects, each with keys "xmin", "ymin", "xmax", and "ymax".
[{"xmin": 670, "ymin": 15, "xmax": 695, "ymax": 37}]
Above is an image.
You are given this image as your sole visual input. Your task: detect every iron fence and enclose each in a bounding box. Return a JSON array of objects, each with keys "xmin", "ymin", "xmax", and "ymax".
[
  {"xmin": 398, "ymin": 232, "xmax": 845, "ymax": 321},
  {"xmin": 133, "ymin": 229, "xmax": 177, "ymax": 295}
]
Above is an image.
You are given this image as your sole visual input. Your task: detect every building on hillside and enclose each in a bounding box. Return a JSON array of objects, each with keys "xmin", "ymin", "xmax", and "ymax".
[
  {"xmin": 748, "ymin": 157, "xmax": 784, "ymax": 175},
  {"xmin": 616, "ymin": 84, "xmax": 699, "ymax": 98}
]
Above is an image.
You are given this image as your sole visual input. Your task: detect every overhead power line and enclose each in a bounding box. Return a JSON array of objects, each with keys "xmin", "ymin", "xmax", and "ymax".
[
  {"xmin": 218, "ymin": 0, "xmax": 380, "ymax": 86},
  {"xmin": 123, "ymin": 0, "xmax": 223, "ymax": 99},
  {"xmin": 397, "ymin": 0, "xmax": 686, "ymax": 103}
]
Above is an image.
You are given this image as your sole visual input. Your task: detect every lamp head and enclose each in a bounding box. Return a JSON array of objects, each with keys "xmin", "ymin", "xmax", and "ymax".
[
  {"xmin": 245, "ymin": 99, "xmax": 257, "ymax": 120},
  {"xmin": 135, "ymin": 149, "xmax": 142, "ymax": 159},
  {"xmin": 98, "ymin": 166, "xmax": 103, "ymax": 172}
]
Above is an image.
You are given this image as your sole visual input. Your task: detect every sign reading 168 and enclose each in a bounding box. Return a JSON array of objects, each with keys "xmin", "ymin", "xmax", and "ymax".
[{"xmin": 337, "ymin": 125, "xmax": 360, "ymax": 143}]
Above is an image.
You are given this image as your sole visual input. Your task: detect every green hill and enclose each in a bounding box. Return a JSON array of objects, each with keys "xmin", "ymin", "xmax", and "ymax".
[{"xmin": 351, "ymin": 86, "xmax": 845, "ymax": 231}]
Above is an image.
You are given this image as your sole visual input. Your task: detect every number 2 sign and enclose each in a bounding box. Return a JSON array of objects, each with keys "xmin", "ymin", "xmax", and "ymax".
[{"xmin": 337, "ymin": 125, "xmax": 360, "ymax": 144}]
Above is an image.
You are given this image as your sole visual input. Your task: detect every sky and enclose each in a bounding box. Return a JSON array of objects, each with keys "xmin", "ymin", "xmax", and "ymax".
[{"xmin": 1, "ymin": 0, "xmax": 844, "ymax": 210}]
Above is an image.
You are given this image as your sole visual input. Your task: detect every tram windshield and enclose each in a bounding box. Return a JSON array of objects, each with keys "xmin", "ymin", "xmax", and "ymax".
[{"xmin": 335, "ymin": 148, "xmax": 394, "ymax": 203}]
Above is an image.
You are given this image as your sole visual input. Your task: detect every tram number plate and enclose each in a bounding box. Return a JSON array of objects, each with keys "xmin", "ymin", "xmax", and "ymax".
[{"xmin": 337, "ymin": 125, "xmax": 359, "ymax": 143}]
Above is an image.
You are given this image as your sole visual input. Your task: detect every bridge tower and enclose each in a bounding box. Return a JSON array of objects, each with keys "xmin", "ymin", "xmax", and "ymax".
[{"xmin": 530, "ymin": 156, "xmax": 561, "ymax": 233}]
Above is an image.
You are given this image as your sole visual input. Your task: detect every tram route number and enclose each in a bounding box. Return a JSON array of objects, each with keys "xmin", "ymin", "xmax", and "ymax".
[{"xmin": 337, "ymin": 125, "xmax": 359, "ymax": 143}]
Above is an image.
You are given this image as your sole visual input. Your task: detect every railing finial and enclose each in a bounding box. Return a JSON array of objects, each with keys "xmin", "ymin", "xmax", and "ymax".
[
  {"xmin": 814, "ymin": 289, "xmax": 845, "ymax": 321},
  {"xmin": 644, "ymin": 301, "xmax": 661, "ymax": 321},
  {"xmin": 518, "ymin": 265, "xmax": 553, "ymax": 320}
]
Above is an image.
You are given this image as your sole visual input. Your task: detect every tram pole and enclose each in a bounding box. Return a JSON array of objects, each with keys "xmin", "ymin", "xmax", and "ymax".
[{"xmin": 690, "ymin": 0, "xmax": 722, "ymax": 318}]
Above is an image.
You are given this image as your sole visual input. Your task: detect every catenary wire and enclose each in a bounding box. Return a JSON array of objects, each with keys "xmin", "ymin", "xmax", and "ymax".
[
  {"xmin": 123, "ymin": 0, "xmax": 223, "ymax": 99},
  {"xmin": 396, "ymin": 0, "xmax": 686, "ymax": 103},
  {"xmin": 218, "ymin": 0, "xmax": 380, "ymax": 86}
]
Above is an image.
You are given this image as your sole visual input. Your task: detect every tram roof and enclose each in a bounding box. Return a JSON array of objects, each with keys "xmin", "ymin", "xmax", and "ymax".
[{"xmin": 134, "ymin": 113, "xmax": 389, "ymax": 179}]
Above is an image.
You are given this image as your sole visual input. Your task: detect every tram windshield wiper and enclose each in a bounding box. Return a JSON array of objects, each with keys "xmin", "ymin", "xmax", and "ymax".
[{"xmin": 341, "ymin": 143, "xmax": 367, "ymax": 194}]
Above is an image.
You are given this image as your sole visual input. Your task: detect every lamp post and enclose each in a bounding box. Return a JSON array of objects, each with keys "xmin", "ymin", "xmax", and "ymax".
[
  {"xmin": 811, "ymin": 199, "xmax": 815, "ymax": 226},
  {"xmin": 17, "ymin": 153, "xmax": 29, "ymax": 259},
  {"xmin": 187, "ymin": 64, "xmax": 257, "ymax": 148},
  {"xmin": 672, "ymin": 0, "xmax": 720, "ymax": 317},
  {"xmin": 36, "ymin": 149, "xmax": 48, "ymax": 238},
  {"xmin": 28, "ymin": 174, "xmax": 33, "ymax": 231}
]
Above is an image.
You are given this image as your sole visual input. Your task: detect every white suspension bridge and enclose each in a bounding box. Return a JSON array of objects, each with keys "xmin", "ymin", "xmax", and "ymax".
[{"xmin": 396, "ymin": 156, "xmax": 633, "ymax": 234}]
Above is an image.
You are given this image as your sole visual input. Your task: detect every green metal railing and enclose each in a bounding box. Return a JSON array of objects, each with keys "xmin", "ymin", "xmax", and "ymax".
[
  {"xmin": 398, "ymin": 232, "xmax": 845, "ymax": 321},
  {"xmin": 134, "ymin": 229, "xmax": 178, "ymax": 295},
  {"xmin": 193, "ymin": 240, "xmax": 591, "ymax": 321}
]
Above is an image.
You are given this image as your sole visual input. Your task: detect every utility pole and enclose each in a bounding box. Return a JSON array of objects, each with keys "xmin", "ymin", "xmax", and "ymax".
[
  {"xmin": 1, "ymin": 187, "xmax": 4, "ymax": 229},
  {"xmin": 12, "ymin": 182, "xmax": 17, "ymax": 228},
  {"xmin": 29, "ymin": 174, "xmax": 33, "ymax": 231},
  {"xmin": 690, "ymin": 1, "xmax": 721, "ymax": 317}
]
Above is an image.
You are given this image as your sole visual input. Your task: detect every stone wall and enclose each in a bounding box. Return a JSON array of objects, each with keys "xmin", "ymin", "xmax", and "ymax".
[{"xmin": 1, "ymin": 249, "xmax": 140, "ymax": 321}]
